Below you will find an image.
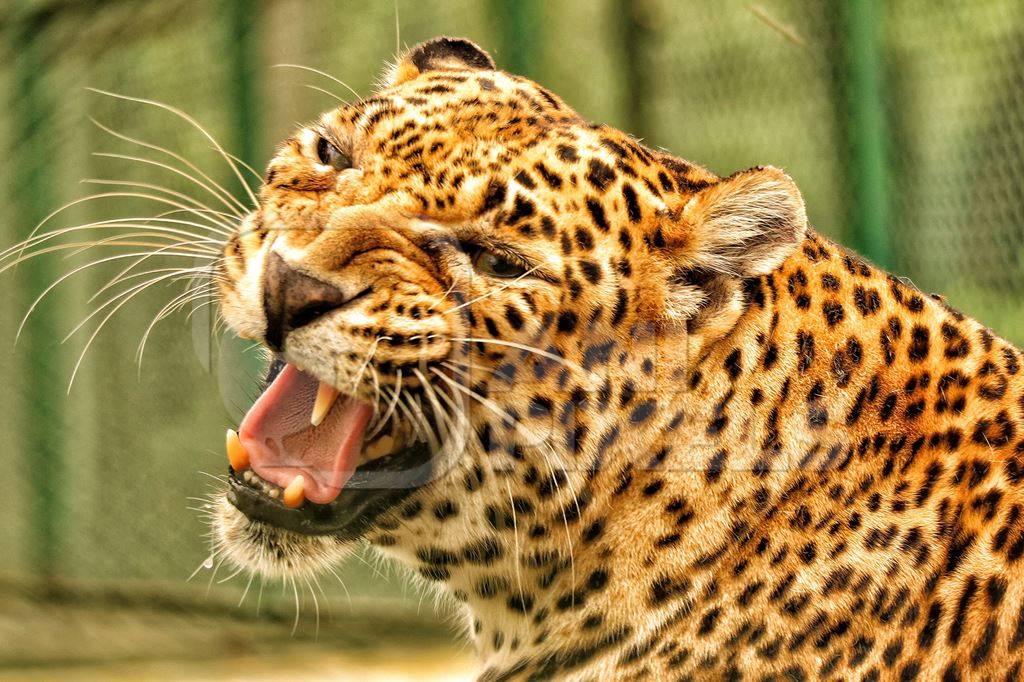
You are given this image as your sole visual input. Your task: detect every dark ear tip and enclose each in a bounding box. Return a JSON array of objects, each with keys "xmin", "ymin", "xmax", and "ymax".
[{"xmin": 407, "ymin": 36, "xmax": 496, "ymax": 72}]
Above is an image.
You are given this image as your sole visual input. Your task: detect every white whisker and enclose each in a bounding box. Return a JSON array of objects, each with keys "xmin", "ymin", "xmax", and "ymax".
[
  {"xmin": 91, "ymin": 116, "xmax": 254, "ymax": 216},
  {"xmin": 87, "ymin": 88, "xmax": 259, "ymax": 209},
  {"xmin": 80, "ymin": 182, "xmax": 237, "ymax": 233},
  {"xmin": 238, "ymin": 572, "xmax": 255, "ymax": 607},
  {"xmin": 303, "ymin": 83, "xmax": 348, "ymax": 104},
  {"xmin": 272, "ymin": 63, "xmax": 362, "ymax": 103},
  {"xmin": 367, "ymin": 369, "xmax": 403, "ymax": 439},
  {"xmin": 442, "ymin": 265, "xmax": 539, "ymax": 316},
  {"xmin": 302, "ymin": 575, "xmax": 321, "ymax": 639},
  {"xmin": 93, "ymin": 152, "xmax": 248, "ymax": 218},
  {"xmin": 218, "ymin": 148, "xmax": 265, "ymax": 184},
  {"xmin": 290, "ymin": 576, "xmax": 301, "ymax": 635},
  {"xmin": 16, "ymin": 253, "xmax": 215, "ymax": 342},
  {"xmin": 446, "ymin": 336, "xmax": 590, "ymax": 378},
  {"xmin": 64, "ymin": 267, "xmax": 211, "ymax": 391}
]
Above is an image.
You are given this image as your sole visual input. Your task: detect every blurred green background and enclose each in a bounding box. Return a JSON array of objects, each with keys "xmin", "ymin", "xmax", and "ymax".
[{"xmin": 1, "ymin": 0, "xmax": 1022, "ymax": 678}]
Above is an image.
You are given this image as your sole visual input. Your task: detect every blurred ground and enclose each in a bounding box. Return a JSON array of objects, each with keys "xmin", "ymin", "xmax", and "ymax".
[
  {"xmin": 0, "ymin": 575, "xmax": 473, "ymax": 681},
  {"xmin": 1, "ymin": 650, "xmax": 473, "ymax": 682}
]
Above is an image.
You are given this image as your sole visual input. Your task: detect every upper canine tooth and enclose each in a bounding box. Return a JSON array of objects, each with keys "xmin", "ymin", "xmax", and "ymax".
[
  {"xmin": 226, "ymin": 428, "xmax": 250, "ymax": 471},
  {"xmin": 283, "ymin": 475, "xmax": 305, "ymax": 508},
  {"xmin": 311, "ymin": 382, "xmax": 341, "ymax": 427}
]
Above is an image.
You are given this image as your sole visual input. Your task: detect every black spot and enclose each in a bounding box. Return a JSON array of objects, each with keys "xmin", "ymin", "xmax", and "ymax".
[
  {"xmin": 854, "ymin": 286, "xmax": 881, "ymax": 316},
  {"xmin": 630, "ymin": 400, "xmax": 656, "ymax": 423},
  {"xmin": 986, "ymin": 576, "xmax": 1007, "ymax": 607},
  {"xmin": 585, "ymin": 198, "xmax": 610, "ymax": 231},
  {"xmin": 582, "ymin": 519, "xmax": 604, "ymax": 543},
  {"xmin": 706, "ymin": 450, "xmax": 728, "ymax": 483},
  {"xmin": 649, "ymin": 574, "xmax": 690, "ymax": 606},
  {"xmin": 416, "ymin": 546, "xmax": 459, "ymax": 567},
  {"xmin": 822, "ymin": 301, "xmax": 845, "ymax": 326},
  {"xmin": 556, "ymin": 144, "xmax": 579, "ymax": 162},
  {"xmin": 504, "ymin": 305, "xmax": 524, "ymax": 330},
  {"xmin": 400, "ymin": 500, "xmax": 422, "ymax": 519},
  {"xmin": 908, "ymin": 325, "xmax": 930, "ymax": 362},
  {"xmin": 583, "ymin": 341, "xmax": 615, "ymax": 369},
  {"xmin": 588, "ymin": 570, "xmax": 609, "ymax": 591},
  {"xmin": 580, "ymin": 260, "xmax": 602, "ymax": 284},
  {"xmin": 642, "ymin": 479, "xmax": 664, "ymax": 496},
  {"xmin": 807, "ymin": 404, "xmax": 828, "ymax": 429},
  {"xmin": 514, "ymin": 169, "xmax": 536, "ymax": 189},
  {"xmin": 574, "ymin": 226, "xmax": 594, "ymax": 251},
  {"xmin": 535, "ymin": 162, "xmax": 563, "ymax": 189},
  {"xmin": 697, "ymin": 607, "xmax": 721, "ymax": 636},
  {"xmin": 970, "ymin": 620, "xmax": 997, "ymax": 666},
  {"xmin": 821, "ymin": 273, "xmax": 841, "ymax": 290},
  {"xmin": 904, "ymin": 400, "xmax": 926, "ymax": 420},
  {"xmin": 881, "ymin": 330, "xmax": 897, "ymax": 365},
  {"xmin": 540, "ymin": 215, "xmax": 556, "ymax": 237},
  {"xmin": 882, "ymin": 639, "xmax": 902, "ymax": 667},
  {"xmin": 433, "ymin": 500, "xmax": 458, "ymax": 521},
  {"xmin": 463, "ymin": 538, "xmax": 503, "ymax": 565},
  {"xmin": 529, "ymin": 395, "xmax": 553, "ymax": 418},
  {"xmin": 797, "ymin": 331, "xmax": 815, "ymax": 372},
  {"xmin": 481, "ymin": 178, "xmax": 506, "ymax": 212},
  {"xmin": 507, "ymin": 594, "xmax": 534, "ymax": 614},
  {"xmin": 725, "ymin": 349, "xmax": 743, "ymax": 380},
  {"xmin": 707, "ymin": 414, "xmax": 728, "ymax": 436},
  {"xmin": 611, "ymin": 288, "xmax": 629, "ymax": 325},
  {"xmin": 846, "ymin": 388, "xmax": 867, "ymax": 425},
  {"xmin": 585, "ymin": 159, "xmax": 616, "ymax": 191},
  {"xmin": 622, "ymin": 184, "xmax": 641, "ymax": 222},
  {"xmin": 507, "ymin": 194, "xmax": 535, "ymax": 224},
  {"xmin": 557, "ymin": 311, "xmax": 578, "ymax": 333},
  {"xmin": 657, "ymin": 170, "xmax": 674, "ymax": 192}
]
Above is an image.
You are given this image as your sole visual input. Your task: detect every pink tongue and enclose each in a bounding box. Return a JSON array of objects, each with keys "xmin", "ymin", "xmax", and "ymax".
[{"xmin": 238, "ymin": 363, "xmax": 373, "ymax": 504}]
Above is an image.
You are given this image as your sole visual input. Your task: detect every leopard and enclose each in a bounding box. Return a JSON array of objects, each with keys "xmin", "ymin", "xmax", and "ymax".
[{"xmin": 202, "ymin": 37, "xmax": 1024, "ymax": 680}]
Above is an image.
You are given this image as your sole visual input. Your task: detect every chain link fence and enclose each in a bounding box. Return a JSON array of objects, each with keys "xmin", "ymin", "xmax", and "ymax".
[{"xmin": 1, "ymin": 0, "xmax": 1022, "ymax": 675}]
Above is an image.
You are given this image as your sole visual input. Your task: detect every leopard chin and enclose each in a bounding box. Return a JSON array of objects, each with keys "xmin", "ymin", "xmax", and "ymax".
[{"xmin": 211, "ymin": 496, "xmax": 352, "ymax": 580}]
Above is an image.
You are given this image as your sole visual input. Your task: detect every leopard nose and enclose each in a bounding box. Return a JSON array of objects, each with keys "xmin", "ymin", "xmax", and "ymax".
[{"xmin": 262, "ymin": 252, "xmax": 349, "ymax": 352}]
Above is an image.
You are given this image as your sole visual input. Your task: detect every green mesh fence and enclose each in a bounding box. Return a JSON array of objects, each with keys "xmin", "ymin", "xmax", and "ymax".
[{"xmin": 0, "ymin": 0, "xmax": 1022, "ymax": 673}]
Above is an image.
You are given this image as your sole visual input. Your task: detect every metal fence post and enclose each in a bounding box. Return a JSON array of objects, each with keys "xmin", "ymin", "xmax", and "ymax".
[
  {"xmin": 225, "ymin": 0, "xmax": 260, "ymax": 174},
  {"xmin": 10, "ymin": 1, "xmax": 64, "ymax": 578},
  {"xmin": 839, "ymin": 0, "xmax": 893, "ymax": 268},
  {"xmin": 611, "ymin": 0, "xmax": 652, "ymax": 141},
  {"xmin": 488, "ymin": 0, "xmax": 544, "ymax": 79}
]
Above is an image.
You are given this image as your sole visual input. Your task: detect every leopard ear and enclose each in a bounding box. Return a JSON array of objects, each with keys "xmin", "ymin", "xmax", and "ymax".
[
  {"xmin": 387, "ymin": 36, "xmax": 495, "ymax": 87},
  {"xmin": 670, "ymin": 166, "xmax": 807, "ymax": 278}
]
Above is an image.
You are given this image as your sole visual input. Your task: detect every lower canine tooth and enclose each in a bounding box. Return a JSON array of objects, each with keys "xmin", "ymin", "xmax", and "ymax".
[
  {"xmin": 283, "ymin": 475, "xmax": 305, "ymax": 508},
  {"xmin": 226, "ymin": 429, "xmax": 250, "ymax": 471},
  {"xmin": 364, "ymin": 434, "xmax": 395, "ymax": 459},
  {"xmin": 311, "ymin": 382, "xmax": 341, "ymax": 427}
]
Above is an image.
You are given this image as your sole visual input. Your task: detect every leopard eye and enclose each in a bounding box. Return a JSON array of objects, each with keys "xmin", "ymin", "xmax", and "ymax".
[
  {"xmin": 472, "ymin": 250, "xmax": 527, "ymax": 279},
  {"xmin": 316, "ymin": 136, "xmax": 350, "ymax": 170}
]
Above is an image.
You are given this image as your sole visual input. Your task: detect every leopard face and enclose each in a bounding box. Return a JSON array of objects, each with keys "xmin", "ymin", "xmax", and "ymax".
[{"xmin": 211, "ymin": 37, "xmax": 1024, "ymax": 680}]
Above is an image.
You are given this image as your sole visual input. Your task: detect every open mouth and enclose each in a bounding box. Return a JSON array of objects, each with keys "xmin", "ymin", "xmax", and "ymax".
[{"xmin": 226, "ymin": 359, "xmax": 433, "ymax": 538}]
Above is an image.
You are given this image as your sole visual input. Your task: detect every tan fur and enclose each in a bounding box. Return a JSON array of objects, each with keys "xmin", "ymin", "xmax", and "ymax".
[{"xmin": 211, "ymin": 37, "xmax": 1024, "ymax": 680}]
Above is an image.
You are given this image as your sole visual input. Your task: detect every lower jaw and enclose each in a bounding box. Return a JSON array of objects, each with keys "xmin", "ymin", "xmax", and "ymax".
[{"xmin": 227, "ymin": 440, "xmax": 433, "ymax": 539}]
